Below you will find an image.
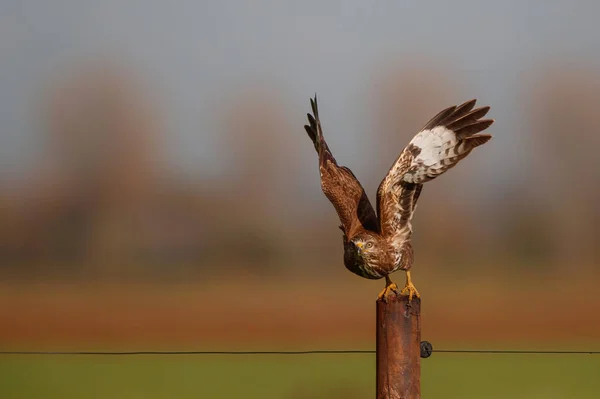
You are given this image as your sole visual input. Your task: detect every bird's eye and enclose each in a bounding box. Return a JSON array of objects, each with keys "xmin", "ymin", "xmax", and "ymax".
[{"xmin": 366, "ymin": 242, "xmax": 373, "ymax": 249}]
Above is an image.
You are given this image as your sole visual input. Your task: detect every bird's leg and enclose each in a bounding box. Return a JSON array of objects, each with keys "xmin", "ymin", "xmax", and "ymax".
[
  {"xmin": 377, "ymin": 275, "xmax": 400, "ymax": 302},
  {"xmin": 400, "ymin": 271, "xmax": 420, "ymax": 302}
]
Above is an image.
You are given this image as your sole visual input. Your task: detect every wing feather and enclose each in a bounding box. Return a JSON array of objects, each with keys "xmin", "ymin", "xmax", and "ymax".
[
  {"xmin": 377, "ymin": 99, "xmax": 493, "ymax": 240},
  {"xmin": 445, "ymin": 106, "xmax": 490, "ymax": 133},
  {"xmin": 304, "ymin": 95, "xmax": 379, "ymax": 238},
  {"xmin": 401, "ymin": 99, "xmax": 494, "ymax": 184}
]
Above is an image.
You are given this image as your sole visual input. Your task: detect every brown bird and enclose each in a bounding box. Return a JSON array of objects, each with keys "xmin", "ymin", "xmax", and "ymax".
[{"xmin": 304, "ymin": 95, "xmax": 493, "ymax": 301}]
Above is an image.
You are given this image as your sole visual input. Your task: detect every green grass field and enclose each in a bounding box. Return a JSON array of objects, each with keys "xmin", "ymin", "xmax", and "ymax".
[{"xmin": 0, "ymin": 354, "xmax": 598, "ymax": 398}]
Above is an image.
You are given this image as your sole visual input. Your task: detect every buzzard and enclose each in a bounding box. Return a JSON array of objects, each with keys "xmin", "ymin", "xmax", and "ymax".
[{"xmin": 304, "ymin": 96, "xmax": 493, "ymax": 301}]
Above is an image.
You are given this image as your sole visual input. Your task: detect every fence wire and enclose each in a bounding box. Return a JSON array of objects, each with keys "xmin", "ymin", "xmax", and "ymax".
[{"xmin": 1, "ymin": 349, "xmax": 598, "ymax": 356}]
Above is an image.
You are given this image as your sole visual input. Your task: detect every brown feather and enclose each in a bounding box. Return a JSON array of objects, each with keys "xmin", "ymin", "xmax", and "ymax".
[
  {"xmin": 464, "ymin": 133, "xmax": 492, "ymax": 148},
  {"xmin": 454, "ymin": 119, "xmax": 494, "ymax": 139},
  {"xmin": 421, "ymin": 105, "xmax": 457, "ymax": 131},
  {"xmin": 412, "ymin": 183, "xmax": 423, "ymax": 211},
  {"xmin": 450, "ymin": 99, "xmax": 477, "ymax": 120},
  {"xmin": 304, "ymin": 95, "xmax": 379, "ymax": 238},
  {"xmin": 397, "ymin": 241, "xmax": 414, "ymax": 271},
  {"xmin": 446, "ymin": 106, "xmax": 491, "ymax": 132}
]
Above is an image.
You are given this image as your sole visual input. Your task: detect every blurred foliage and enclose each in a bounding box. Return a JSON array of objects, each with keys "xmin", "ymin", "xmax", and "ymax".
[{"xmin": 1, "ymin": 62, "xmax": 599, "ymax": 280}]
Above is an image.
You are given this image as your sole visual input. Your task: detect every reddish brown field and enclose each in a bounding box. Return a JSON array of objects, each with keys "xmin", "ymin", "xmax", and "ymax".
[{"xmin": 1, "ymin": 273, "xmax": 599, "ymax": 349}]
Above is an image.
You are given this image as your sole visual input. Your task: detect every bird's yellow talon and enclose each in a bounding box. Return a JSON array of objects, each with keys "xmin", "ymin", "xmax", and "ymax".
[
  {"xmin": 400, "ymin": 271, "xmax": 420, "ymax": 302},
  {"xmin": 400, "ymin": 282, "xmax": 420, "ymax": 302},
  {"xmin": 377, "ymin": 282, "xmax": 399, "ymax": 302}
]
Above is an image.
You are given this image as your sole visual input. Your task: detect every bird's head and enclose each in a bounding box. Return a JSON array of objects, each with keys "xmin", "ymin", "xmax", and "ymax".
[{"xmin": 350, "ymin": 233, "xmax": 380, "ymax": 261}]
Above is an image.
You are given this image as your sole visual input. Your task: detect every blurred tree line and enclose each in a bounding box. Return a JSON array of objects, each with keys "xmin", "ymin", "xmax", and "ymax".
[{"xmin": 0, "ymin": 61, "xmax": 598, "ymax": 280}]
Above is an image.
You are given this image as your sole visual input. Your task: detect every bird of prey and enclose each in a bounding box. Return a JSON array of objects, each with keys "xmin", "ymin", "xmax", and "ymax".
[{"xmin": 304, "ymin": 95, "xmax": 493, "ymax": 301}]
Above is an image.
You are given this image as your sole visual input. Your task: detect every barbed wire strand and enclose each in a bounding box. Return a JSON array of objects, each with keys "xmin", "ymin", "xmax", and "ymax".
[{"xmin": 0, "ymin": 349, "xmax": 598, "ymax": 356}]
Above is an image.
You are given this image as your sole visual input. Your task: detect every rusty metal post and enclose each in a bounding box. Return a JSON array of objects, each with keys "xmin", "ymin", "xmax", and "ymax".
[{"xmin": 376, "ymin": 294, "xmax": 421, "ymax": 399}]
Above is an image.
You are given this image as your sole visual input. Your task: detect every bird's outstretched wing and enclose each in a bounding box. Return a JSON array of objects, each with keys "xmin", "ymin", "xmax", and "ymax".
[
  {"xmin": 377, "ymin": 99, "xmax": 493, "ymax": 239},
  {"xmin": 304, "ymin": 95, "xmax": 379, "ymax": 238}
]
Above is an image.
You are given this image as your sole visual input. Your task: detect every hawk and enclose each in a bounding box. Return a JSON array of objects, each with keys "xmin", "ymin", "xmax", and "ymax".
[{"xmin": 304, "ymin": 95, "xmax": 493, "ymax": 301}]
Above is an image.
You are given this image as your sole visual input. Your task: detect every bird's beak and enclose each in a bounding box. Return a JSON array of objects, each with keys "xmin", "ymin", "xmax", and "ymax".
[{"xmin": 355, "ymin": 242, "xmax": 363, "ymax": 250}]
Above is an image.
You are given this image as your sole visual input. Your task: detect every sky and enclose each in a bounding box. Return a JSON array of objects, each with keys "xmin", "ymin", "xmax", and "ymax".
[{"xmin": 1, "ymin": 0, "xmax": 599, "ymax": 185}]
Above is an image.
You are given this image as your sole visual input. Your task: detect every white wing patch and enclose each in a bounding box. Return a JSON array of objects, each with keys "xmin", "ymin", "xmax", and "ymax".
[
  {"xmin": 403, "ymin": 126, "xmax": 472, "ymax": 184},
  {"xmin": 410, "ymin": 126, "xmax": 457, "ymax": 165}
]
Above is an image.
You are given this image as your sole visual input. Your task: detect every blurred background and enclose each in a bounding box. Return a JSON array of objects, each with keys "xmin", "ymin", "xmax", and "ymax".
[{"xmin": 0, "ymin": 1, "xmax": 599, "ymax": 398}]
